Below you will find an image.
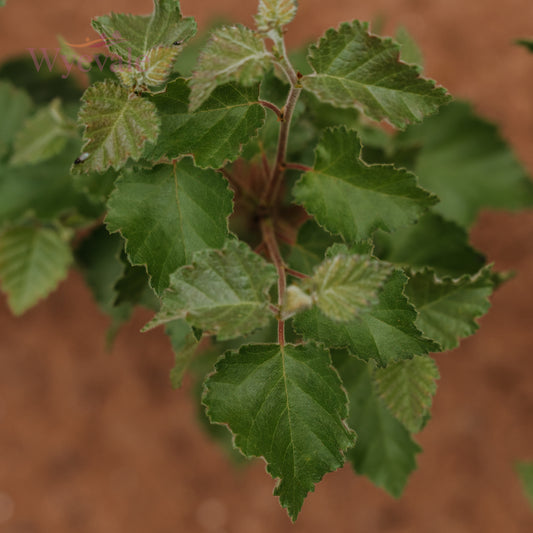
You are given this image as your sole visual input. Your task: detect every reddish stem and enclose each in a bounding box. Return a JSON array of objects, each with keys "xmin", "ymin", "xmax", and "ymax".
[
  {"xmin": 285, "ymin": 267, "xmax": 309, "ymax": 279},
  {"xmin": 284, "ymin": 162, "xmax": 312, "ymax": 172}
]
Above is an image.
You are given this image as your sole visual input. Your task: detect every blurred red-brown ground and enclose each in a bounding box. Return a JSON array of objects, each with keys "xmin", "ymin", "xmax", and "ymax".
[{"xmin": 1, "ymin": 1, "xmax": 533, "ymax": 531}]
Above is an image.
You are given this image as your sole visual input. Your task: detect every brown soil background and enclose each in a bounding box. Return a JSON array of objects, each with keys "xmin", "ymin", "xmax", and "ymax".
[{"xmin": 1, "ymin": 1, "xmax": 533, "ymax": 531}]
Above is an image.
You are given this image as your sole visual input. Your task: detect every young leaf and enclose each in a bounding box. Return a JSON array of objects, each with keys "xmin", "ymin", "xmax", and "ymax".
[
  {"xmin": 91, "ymin": 0, "xmax": 196, "ymax": 61},
  {"xmin": 292, "ymin": 128, "xmax": 438, "ymax": 242},
  {"xmin": 516, "ymin": 39, "xmax": 533, "ymax": 52},
  {"xmin": 0, "ymin": 81, "xmax": 33, "ymax": 151},
  {"xmin": 105, "ymin": 160, "xmax": 233, "ymax": 293},
  {"xmin": 396, "ymin": 101, "xmax": 533, "ymax": 227},
  {"xmin": 294, "ymin": 270, "xmax": 439, "ymax": 366},
  {"xmin": 405, "ymin": 267, "xmax": 493, "ymax": 351},
  {"xmin": 74, "ymin": 80, "xmax": 160, "ymax": 173},
  {"xmin": 395, "ymin": 27, "xmax": 424, "ymax": 68},
  {"xmin": 149, "ymin": 78, "xmax": 265, "ymax": 168},
  {"xmin": 515, "ymin": 462, "xmax": 533, "ymax": 509},
  {"xmin": 290, "ymin": 254, "xmax": 393, "ymax": 321},
  {"xmin": 190, "ymin": 25, "xmax": 271, "ymax": 111},
  {"xmin": 147, "ymin": 240, "xmax": 277, "ymax": 340},
  {"xmin": 373, "ymin": 212, "xmax": 486, "ymax": 278},
  {"xmin": 255, "ymin": 0, "xmax": 298, "ymax": 32},
  {"xmin": 301, "ymin": 21, "xmax": 450, "ymax": 128},
  {"xmin": 11, "ymin": 99, "xmax": 75, "ymax": 167},
  {"xmin": 333, "ymin": 351, "xmax": 420, "ymax": 496},
  {"xmin": 374, "ymin": 355, "xmax": 439, "ymax": 433},
  {"xmin": 203, "ymin": 342, "xmax": 356, "ymax": 520},
  {"xmin": 165, "ymin": 319, "xmax": 199, "ymax": 389},
  {"xmin": 0, "ymin": 226, "xmax": 72, "ymax": 315},
  {"xmin": 113, "ymin": 46, "xmax": 179, "ymax": 89}
]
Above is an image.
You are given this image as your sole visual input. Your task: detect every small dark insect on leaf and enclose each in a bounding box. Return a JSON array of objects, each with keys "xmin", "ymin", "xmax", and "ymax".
[
  {"xmin": 74, "ymin": 152, "xmax": 90, "ymax": 165},
  {"xmin": 172, "ymin": 40, "xmax": 183, "ymax": 46}
]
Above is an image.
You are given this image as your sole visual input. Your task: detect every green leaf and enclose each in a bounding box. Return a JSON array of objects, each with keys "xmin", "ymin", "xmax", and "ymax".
[
  {"xmin": 165, "ymin": 319, "xmax": 198, "ymax": 389},
  {"xmin": 396, "ymin": 101, "xmax": 533, "ymax": 227},
  {"xmin": 113, "ymin": 46, "xmax": 179, "ymax": 89},
  {"xmin": 10, "ymin": 99, "xmax": 75, "ymax": 167},
  {"xmin": 0, "ymin": 226, "xmax": 72, "ymax": 315},
  {"xmin": 515, "ymin": 461, "xmax": 533, "ymax": 510},
  {"xmin": 203, "ymin": 342, "xmax": 356, "ymax": 520},
  {"xmin": 287, "ymin": 219, "xmax": 337, "ymax": 275},
  {"xmin": 190, "ymin": 25, "xmax": 271, "ymax": 111},
  {"xmin": 147, "ymin": 240, "xmax": 277, "ymax": 340},
  {"xmin": 0, "ymin": 140, "xmax": 100, "ymax": 227},
  {"xmin": 373, "ymin": 212, "xmax": 486, "ymax": 278},
  {"xmin": 255, "ymin": 0, "xmax": 298, "ymax": 32},
  {"xmin": 91, "ymin": 0, "xmax": 196, "ymax": 61},
  {"xmin": 301, "ymin": 21, "xmax": 450, "ymax": 128},
  {"xmin": 0, "ymin": 81, "xmax": 33, "ymax": 151},
  {"xmin": 294, "ymin": 270, "xmax": 439, "ymax": 366},
  {"xmin": 374, "ymin": 355, "xmax": 439, "ymax": 433},
  {"xmin": 149, "ymin": 78, "xmax": 265, "ymax": 168},
  {"xmin": 292, "ymin": 128, "xmax": 437, "ymax": 242},
  {"xmin": 74, "ymin": 80, "xmax": 160, "ymax": 173},
  {"xmin": 289, "ymin": 254, "xmax": 392, "ymax": 321},
  {"xmin": 405, "ymin": 267, "xmax": 493, "ymax": 351},
  {"xmin": 395, "ymin": 27, "xmax": 424, "ymax": 68},
  {"xmin": 516, "ymin": 39, "xmax": 533, "ymax": 52},
  {"xmin": 105, "ymin": 160, "xmax": 233, "ymax": 293},
  {"xmin": 333, "ymin": 351, "xmax": 420, "ymax": 496}
]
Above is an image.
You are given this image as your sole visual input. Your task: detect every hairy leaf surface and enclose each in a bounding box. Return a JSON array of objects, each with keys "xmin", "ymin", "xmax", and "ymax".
[
  {"xmin": 294, "ymin": 270, "xmax": 438, "ymax": 366},
  {"xmin": 91, "ymin": 0, "xmax": 196, "ymax": 60},
  {"xmin": 148, "ymin": 240, "xmax": 277, "ymax": 339},
  {"xmin": 105, "ymin": 160, "xmax": 233, "ymax": 293},
  {"xmin": 75, "ymin": 80, "xmax": 160, "ymax": 173},
  {"xmin": 203, "ymin": 342, "xmax": 356, "ymax": 520},
  {"xmin": 302, "ymin": 21, "xmax": 450, "ymax": 128},
  {"xmin": 149, "ymin": 78, "xmax": 265, "ymax": 168},
  {"xmin": 333, "ymin": 352, "xmax": 420, "ymax": 496},
  {"xmin": 255, "ymin": 0, "xmax": 298, "ymax": 32},
  {"xmin": 405, "ymin": 267, "xmax": 493, "ymax": 350},
  {"xmin": 293, "ymin": 128, "xmax": 437, "ymax": 241},
  {"xmin": 374, "ymin": 355, "xmax": 439, "ymax": 433},
  {"xmin": 190, "ymin": 25, "xmax": 270, "ymax": 110},
  {"xmin": 0, "ymin": 226, "xmax": 72, "ymax": 315}
]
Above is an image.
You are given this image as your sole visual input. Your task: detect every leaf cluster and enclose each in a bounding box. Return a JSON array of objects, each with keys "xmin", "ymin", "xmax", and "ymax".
[{"xmin": 1, "ymin": 0, "xmax": 532, "ymax": 521}]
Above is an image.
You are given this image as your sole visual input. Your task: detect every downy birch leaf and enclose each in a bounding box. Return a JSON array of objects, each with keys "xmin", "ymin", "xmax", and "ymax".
[
  {"xmin": 74, "ymin": 80, "xmax": 160, "ymax": 173},
  {"xmin": 255, "ymin": 0, "xmax": 298, "ymax": 32},
  {"xmin": 292, "ymin": 127, "xmax": 438, "ymax": 242},
  {"xmin": 147, "ymin": 240, "xmax": 277, "ymax": 340},
  {"xmin": 301, "ymin": 21, "xmax": 450, "ymax": 128},
  {"xmin": 203, "ymin": 342, "xmax": 356, "ymax": 520},
  {"xmin": 396, "ymin": 101, "xmax": 533, "ymax": 227},
  {"xmin": 405, "ymin": 267, "xmax": 494, "ymax": 351},
  {"xmin": 0, "ymin": 226, "xmax": 72, "ymax": 315},
  {"xmin": 288, "ymin": 254, "xmax": 392, "ymax": 321},
  {"xmin": 190, "ymin": 25, "xmax": 271, "ymax": 111},
  {"xmin": 91, "ymin": 0, "xmax": 196, "ymax": 61},
  {"xmin": 333, "ymin": 351, "xmax": 420, "ymax": 496},
  {"xmin": 294, "ymin": 270, "xmax": 439, "ymax": 366},
  {"xmin": 165, "ymin": 319, "xmax": 199, "ymax": 389},
  {"xmin": 149, "ymin": 78, "xmax": 265, "ymax": 168},
  {"xmin": 11, "ymin": 99, "xmax": 75, "ymax": 166},
  {"xmin": 373, "ymin": 212, "xmax": 486, "ymax": 278},
  {"xmin": 0, "ymin": 81, "xmax": 33, "ymax": 151},
  {"xmin": 105, "ymin": 160, "xmax": 233, "ymax": 293},
  {"xmin": 374, "ymin": 355, "xmax": 439, "ymax": 433}
]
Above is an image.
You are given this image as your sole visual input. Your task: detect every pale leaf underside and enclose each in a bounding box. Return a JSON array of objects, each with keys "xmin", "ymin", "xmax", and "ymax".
[
  {"xmin": 255, "ymin": 0, "xmax": 298, "ymax": 32},
  {"xmin": 148, "ymin": 240, "xmax": 277, "ymax": 340}
]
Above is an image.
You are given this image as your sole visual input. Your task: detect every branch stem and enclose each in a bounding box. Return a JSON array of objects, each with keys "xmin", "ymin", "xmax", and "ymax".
[
  {"xmin": 258, "ymin": 99, "xmax": 283, "ymax": 120},
  {"xmin": 260, "ymin": 217, "xmax": 286, "ymax": 346}
]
